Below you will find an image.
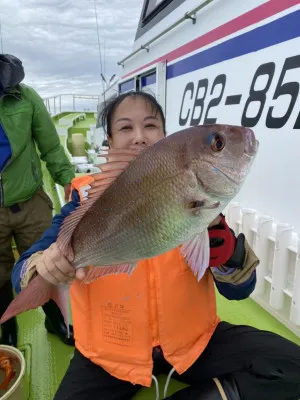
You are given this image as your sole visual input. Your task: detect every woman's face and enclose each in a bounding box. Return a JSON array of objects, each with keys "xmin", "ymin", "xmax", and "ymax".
[{"xmin": 108, "ymin": 96, "xmax": 165, "ymax": 149}]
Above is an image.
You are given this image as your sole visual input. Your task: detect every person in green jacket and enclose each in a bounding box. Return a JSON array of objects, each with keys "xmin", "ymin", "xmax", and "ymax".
[{"xmin": 0, "ymin": 53, "xmax": 75, "ymax": 347}]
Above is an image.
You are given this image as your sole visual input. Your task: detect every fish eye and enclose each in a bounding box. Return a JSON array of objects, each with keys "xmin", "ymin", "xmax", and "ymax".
[{"xmin": 210, "ymin": 133, "xmax": 225, "ymax": 152}]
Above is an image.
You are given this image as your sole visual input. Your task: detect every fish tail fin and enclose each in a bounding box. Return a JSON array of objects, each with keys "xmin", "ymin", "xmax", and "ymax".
[
  {"xmin": 51, "ymin": 284, "xmax": 71, "ymax": 337},
  {"xmin": 0, "ymin": 275, "xmax": 70, "ymax": 333}
]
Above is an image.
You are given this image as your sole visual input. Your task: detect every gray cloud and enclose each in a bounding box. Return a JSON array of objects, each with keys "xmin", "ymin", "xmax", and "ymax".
[{"xmin": 0, "ymin": 0, "xmax": 142, "ymax": 98}]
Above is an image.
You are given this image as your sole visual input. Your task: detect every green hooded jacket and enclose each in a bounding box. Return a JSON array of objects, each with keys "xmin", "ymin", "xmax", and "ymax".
[{"xmin": 0, "ymin": 83, "xmax": 75, "ymax": 207}]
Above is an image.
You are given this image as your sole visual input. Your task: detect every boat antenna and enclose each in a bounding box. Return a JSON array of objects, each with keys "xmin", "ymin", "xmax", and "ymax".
[
  {"xmin": 93, "ymin": 0, "xmax": 106, "ymax": 104},
  {"xmin": 103, "ymin": 39, "xmax": 106, "ymax": 77},
  {"xmin": 0, "ymin": 20, "xmax": 4, "ymax": 53}
]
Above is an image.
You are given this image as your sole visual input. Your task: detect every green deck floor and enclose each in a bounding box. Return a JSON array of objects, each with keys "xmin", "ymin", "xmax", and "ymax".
[
  {"xmin": 16, "ymin": 292, "xmax": 300, "ymax": 400},
  {"xmin": 11, "ymin": 112, "xmax": 300, "ymax": 399}
]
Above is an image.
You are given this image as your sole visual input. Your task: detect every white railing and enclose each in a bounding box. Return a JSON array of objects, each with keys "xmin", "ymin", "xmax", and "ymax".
[
  {"xmin": 43, "ymin": 94, "xmax": 101, "ymax": 115},
  {"xmin": 226, "ymin": 203, "xmax": 300, "ymax": 337}
]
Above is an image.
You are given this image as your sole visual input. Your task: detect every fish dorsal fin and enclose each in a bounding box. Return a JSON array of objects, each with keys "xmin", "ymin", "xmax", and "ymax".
[{"xmin": 56, "ymin": 149, "xmax": 141, "ymax": 260}]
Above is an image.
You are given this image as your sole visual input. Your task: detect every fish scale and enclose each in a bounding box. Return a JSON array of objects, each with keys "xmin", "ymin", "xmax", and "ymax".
[{"xmin": 72, "ymin": 171, "xmax": 194, "ymax": 267}]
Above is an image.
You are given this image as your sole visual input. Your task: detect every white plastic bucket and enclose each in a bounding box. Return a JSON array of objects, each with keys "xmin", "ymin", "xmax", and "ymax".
[{"xmin": 0, "ymin": 345, "xmax": 25, "ymax": 400}]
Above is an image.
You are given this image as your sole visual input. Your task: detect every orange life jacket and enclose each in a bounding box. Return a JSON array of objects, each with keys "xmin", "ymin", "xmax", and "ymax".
[{"xmin": 69, "ymin": 175, "xmax": 220, "ymax": 387}]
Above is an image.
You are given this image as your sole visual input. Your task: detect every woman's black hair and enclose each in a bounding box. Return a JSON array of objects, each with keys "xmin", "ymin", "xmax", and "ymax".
[{"xmin": 100, "ymin": 91, "xmax": 166, "ymax": 138}]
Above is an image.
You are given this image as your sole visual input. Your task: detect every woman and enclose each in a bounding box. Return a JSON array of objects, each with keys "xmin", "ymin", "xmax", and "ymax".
[{"xmin": 12, "ymin": 91, "xmax": 300, "ymax": 400}]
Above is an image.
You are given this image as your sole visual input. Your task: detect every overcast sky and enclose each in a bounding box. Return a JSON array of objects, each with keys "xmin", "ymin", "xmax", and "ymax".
[{"xmin": 0, "ymin": 0, "xmax": 142, "ymax": 101}]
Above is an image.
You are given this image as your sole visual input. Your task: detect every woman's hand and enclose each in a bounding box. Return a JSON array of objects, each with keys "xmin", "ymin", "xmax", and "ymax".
[{"xmin": 36, "ymin": 243, "xmax": 87, "ymax": 285}]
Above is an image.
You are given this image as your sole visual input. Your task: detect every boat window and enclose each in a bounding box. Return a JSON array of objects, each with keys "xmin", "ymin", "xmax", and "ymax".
[
  {"xmin": 143, "ymin": 0, "xmax": 169, "ymax": 21},
  {"xmin": 137, "ymin": 62, "xmax": 166, "ymax": 114},
  {"xmin": 118, "ymin": 71, "xmax": 156, "ymax": 96},
  {"xmin": 140, "ymin": 70, "xmax": 156, "ymax": 96},
  {"xmin": 119, "ymin": 78, "xmax": 135, "ymax": 94},
  {"xmin": 135, "ymin": 0, "xmax": 185, "ymax": 40}
]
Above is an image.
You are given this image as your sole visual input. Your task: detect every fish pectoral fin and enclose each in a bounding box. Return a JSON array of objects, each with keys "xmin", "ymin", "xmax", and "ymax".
[
  {"xmin": 185, "ymin": 199, "xmax": 221, "ymax": 217},
  {"xmin": 0, "ymin": 275, "xmax": 71, "ymax": 336},
  {"xmin": 184, "ymin": 199, "xmax": 206, "ymax": 217},
  {"xmin": 83, "ymin": 263, "xmax": 137, "ymax": 284},
  {"xmin": 180, "ymin": 229, "xmax": 210, "ymax": 281}
]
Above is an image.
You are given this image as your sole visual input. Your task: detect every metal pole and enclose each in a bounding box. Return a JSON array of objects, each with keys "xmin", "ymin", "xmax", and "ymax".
[
  {"xmin": 0, "ymin": 20, "xmax": 4, "ymax": 53},
  {"xmin": 93, "ymin": 0, "xmax": 105, "ymax": 96}
]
